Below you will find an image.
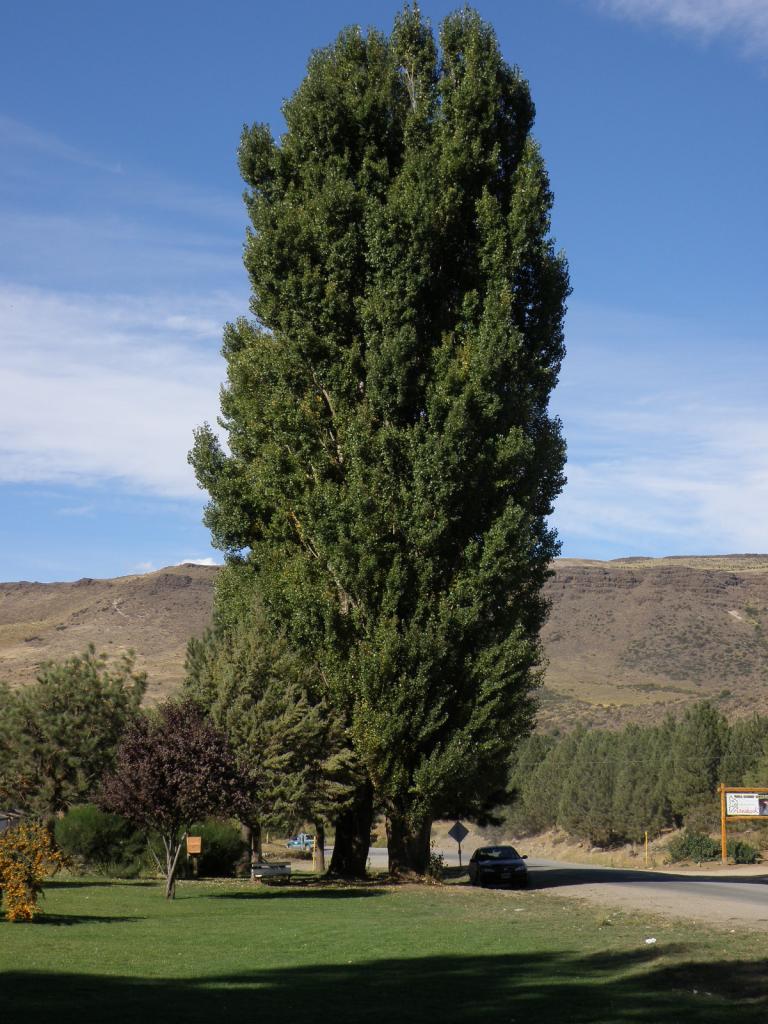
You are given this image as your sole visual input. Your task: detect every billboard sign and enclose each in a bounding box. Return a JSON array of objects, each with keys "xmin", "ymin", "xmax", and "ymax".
[{"xmin": 725, "ymin": 793, "xmax": 768, "ymax": 818}]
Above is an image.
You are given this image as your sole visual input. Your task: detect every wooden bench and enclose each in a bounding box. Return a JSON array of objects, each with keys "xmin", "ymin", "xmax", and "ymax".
[{"xmin": 250, "ymin": 861, "xmax": 291, "ymax": 881}]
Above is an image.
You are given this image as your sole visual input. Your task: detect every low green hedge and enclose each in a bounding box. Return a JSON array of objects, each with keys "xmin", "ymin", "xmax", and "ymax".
[
  {"xmin": 667, "ymin": 830, "xmax": 759, "ymax": 865},
  {"xmin": 55, "ymin": 804, "xmax": 145, "ymax": 876},
  {"xmin": 182, "ymin": 819, "xmax": 245, "ymax": 877}
]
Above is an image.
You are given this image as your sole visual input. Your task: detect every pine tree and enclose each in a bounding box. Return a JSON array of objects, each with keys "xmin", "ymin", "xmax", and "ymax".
[
  {"xmin": 506, "ymin": 732, "xmax": 557, "ymax": 834},
  {"xmin": 0, "ymin": 647, "xmax": 146, "ymax": 827},
  {"xmin": 184, "ymin": 570, "xmax": 359, "ymax": 871},
  {"xmin": 559, "ymin": 731, "xmax": 620, "ymax": 846},
  {"xmin": 191, "ymin": 5, "xmax": 568, "ymax": 875},
  {"xmin": 721, "ymin": 715, "xmax": 767, "ymax": 786},
  {"xmin": 521, "ymin": 728, "xmax": 584, "ymax": 834},
  {"xmin": 611, "ymin": 724, "xmax": 667, "ymax": 843},
  {"xmin": 668, "ymin": 702, "xmax": 728, "ymax": 827}
]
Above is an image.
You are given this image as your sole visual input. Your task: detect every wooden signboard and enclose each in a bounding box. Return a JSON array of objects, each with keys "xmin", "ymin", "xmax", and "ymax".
[
  {"xmin": 186, "ymin": 835, "xmax": 202, "ymax": 855},
  {"xmin": 719, "ymin": 785, "xmax": 768, "ymax": 863}
]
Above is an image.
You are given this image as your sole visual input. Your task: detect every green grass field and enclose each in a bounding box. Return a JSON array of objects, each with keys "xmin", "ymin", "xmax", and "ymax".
[{"xmin": 3, "ymin": 877, "xmax": 767, "ymax": 1023}]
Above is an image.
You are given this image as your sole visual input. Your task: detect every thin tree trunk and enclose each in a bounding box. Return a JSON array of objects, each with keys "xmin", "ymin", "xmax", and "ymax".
[
  {"xmin": 164, "ymin": 833, "xmax": 186, "ymax": 899},
  {"xmin": 386, "ymin": 813, "xmax": 432, "ymax": 877},
  {"xmin": 328, "ymin": 779, "xmax": 373, "ymax": 879},
  {"xmin": 239, "ymin": 822, "xmax": 253, "ymax": 876},
  {"xmin": 314, "ymin": 823, "xmax": 326, "ymax": 874}
]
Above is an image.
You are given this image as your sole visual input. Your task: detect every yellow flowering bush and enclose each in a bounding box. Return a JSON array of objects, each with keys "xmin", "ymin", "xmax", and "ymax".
[{"xmin": 0, "ymin": 821, "xmax": 64, "ymax": 921}]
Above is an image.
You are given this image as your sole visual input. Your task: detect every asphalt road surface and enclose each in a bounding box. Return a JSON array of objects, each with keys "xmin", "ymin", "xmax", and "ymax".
[{"xmin": 363, "ymin": 847, "xmax": 768, "ymax": 928}]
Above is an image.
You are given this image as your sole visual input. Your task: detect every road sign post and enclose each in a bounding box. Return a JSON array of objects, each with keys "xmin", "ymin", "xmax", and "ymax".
[
  {"xmin": 186, "ymin": 835, "xmax": 202, "ymax": 876},
  {"xmin": 448, "ymin": 821, "xmax": 469, "ymax": 868}
]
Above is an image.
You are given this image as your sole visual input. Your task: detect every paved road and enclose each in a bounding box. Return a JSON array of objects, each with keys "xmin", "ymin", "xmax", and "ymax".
[
  {"xmin": 525, "ymin": 858, "xmax": 768, "ymax": 928},
  {"xmin": 363, "ymin": 847, "xmax": 768, "ymax": 927}
]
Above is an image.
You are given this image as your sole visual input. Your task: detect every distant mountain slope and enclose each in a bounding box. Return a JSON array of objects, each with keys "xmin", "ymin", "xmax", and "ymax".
[
  {"xmin": 0, "ymin": 564, "xmax": 216, "ymax": 700},
  {"xmin": 1, "ymin": 556, "xmax": 767, "ymax": 725},
  {"xmin": 540, "ymin": 555, "xmax": 768, "ymax": 727}
]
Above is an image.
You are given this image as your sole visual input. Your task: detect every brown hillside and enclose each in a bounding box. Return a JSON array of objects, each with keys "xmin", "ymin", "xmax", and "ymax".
[
  {"xmin": 540, "ymin": 555, "xmax": 768, "ymax": 728},
  {"xmin": 1, "ymin": 556, "xmax": 767, "ymax": 725},
  {"xmin": 0, "ymin": 564, "xmax": 217, "ymax": 701}
]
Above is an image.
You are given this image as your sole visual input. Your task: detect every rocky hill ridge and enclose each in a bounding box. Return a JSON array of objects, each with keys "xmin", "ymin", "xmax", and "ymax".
[{"xmin": 2, "ymin": 556, "xmax": 767, "ymax": 726}]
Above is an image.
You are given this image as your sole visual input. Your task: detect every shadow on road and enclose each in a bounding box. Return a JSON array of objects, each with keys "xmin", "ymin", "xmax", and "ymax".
[{"xmin": 527, "ymin": 864, "xmax": 768, "ymax": 891}]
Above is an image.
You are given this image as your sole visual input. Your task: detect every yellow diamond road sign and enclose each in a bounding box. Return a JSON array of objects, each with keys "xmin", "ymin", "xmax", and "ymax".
[{"xmin": 448, "ymin": 821, "xmax": 469, "ymax": 844}]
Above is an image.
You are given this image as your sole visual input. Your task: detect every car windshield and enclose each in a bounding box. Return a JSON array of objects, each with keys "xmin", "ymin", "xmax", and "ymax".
[{"xmin": 477, "ymin": 846, "xmax": 519, "ymax": 860}]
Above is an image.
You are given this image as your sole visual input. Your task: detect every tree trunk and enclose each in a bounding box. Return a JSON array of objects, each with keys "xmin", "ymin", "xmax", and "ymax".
[
  {"xmin": 386, "ymin": 813, "xmax": 432, "ymax": 877},
  {"xmin": 239, "ymin": 822, "xmax": 253, "ymax": 876},
  {"xmin": 328, "ymin": 779, "xmax": 373, "ymax": 879},
  {"xmin": 314, "ymin": 823, "xmax": 326, "ymax": 874},
  {"xmin": 163, "ymin": 834, "xmax": 185, "ymax": 899}
]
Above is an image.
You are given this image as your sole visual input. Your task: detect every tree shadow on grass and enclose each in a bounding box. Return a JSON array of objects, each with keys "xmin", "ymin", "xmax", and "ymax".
[
  {"xmin": 207, "ymin": 887, "xmax": 385, "ymax": 901},
  {"xmin": 4, "ymin": 950, "xmax": 767, "ymax": 1024},
  {"xmin": 28, "ymin": 914, "xmax": 146, "ymax": 927},
  {"xmin": 47, "ymin": 880, "xmax": 158, "ymax": 890}
]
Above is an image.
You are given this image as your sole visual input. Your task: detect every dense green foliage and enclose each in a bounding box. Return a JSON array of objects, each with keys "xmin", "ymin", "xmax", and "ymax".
[
  {"xmin": 507, "ymin": 702, "xmax": 768, "ymax": 846},
  {"xmin": 184, "ymin": 571, "xmax": 359, "ymax": 866},
  {"xmin": 0, "ymin": 647, "xmax": 146, "ymax": 823},
  {"xmin": 727, "ymin": 839, "xmax": 761, "ymax": 865},
  {"xmin": 666, "ymin": 830, "xmax": 721, "ymax": 863},
  {"xmin": 184, "ymin": 819, "xmax": 245, "ymax": 878},
  {"xmin": 55, "ymin": 805, "xmax": 145, "ymax": 877},
  {"xmin": 666, "ymin": 831, "xmax": 759, "ymax": 865},
  {"xmin": 190, "ymin": 4, "xmax": 568, "ymax": 874}
]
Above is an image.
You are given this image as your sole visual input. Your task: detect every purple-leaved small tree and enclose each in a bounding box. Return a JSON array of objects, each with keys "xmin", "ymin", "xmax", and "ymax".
[{"xmin": 101, "ymin": 699, "xmax": 247, "ymax": 898}]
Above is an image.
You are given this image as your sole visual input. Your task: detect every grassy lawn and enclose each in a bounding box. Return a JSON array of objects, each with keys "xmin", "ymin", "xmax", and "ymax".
[{"xmin": 2, "ymin": 876, "xmax": 767, "ymax": 1023}]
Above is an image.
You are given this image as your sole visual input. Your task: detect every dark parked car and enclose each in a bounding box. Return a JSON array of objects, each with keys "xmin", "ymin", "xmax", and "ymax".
[{"xmin": 468, "ymin": 845, "xmax": 528, "ymax": 888}]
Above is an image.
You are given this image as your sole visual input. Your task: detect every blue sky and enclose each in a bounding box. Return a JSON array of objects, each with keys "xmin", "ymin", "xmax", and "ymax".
[{"xmin": 1, "ymin": 0, "xmax": 766, "ymax": 581}]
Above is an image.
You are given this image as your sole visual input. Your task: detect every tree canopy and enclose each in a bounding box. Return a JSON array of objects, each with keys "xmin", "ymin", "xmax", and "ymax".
[
  {"xmin": 191, "ymin": 5, "xmax": 569, "ymax": 874},
  {"xmin": 506, "ymin": 702, "xmax": 768, "ymax": 845},
  {"xmin": 184, "ymin": 574, "xmax": 360, "ymax": 868},
  {"xmin": 0, "ymin": 647, "xmax": 146, "ymax": 824},
  {"xmin": 101, "ymin": 699, "xmax": 246, "ymax": 898}
]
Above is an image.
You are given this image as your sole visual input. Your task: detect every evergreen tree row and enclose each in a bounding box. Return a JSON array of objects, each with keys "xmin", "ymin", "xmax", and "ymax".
[{"xmin": 506, "ymin": 703, "xmax": 768, "ymax": 846}]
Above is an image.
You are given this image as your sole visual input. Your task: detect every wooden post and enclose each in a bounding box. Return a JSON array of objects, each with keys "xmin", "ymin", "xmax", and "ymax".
[
  {"xmin": 644, "ymin": 830, "xmax": 648, "ymax": 867},
  {"xmin": 720, "ymin": 783, "xmax": 728, "ymax": 864}
]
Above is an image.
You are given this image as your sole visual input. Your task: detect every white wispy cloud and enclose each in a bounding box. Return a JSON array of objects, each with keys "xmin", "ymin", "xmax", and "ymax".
[
  {"xmin": 0, "ymin": 284, "xmax": 235, "ymax": 498},
  {"xmin": 558, "ymin": 409, "xmax": 768, "ymax": 554},
  {"xmin": 130, "ymin": 561, "xmax": 158, "ymax": 575},
  {"xmin": 55, "ymin": 504, "xmax": 95, "ymax": 517},
  {"xmin": 177, "ymin": 557, "xmax": 219, "ymax": 567},
  {"xmin": 0, "ymin": 115, "xmax": 244, "ymax": 296},
  {"xmin": 595, "ymin": 0, "xmax": 768, "ymax": 53},
  {"xmin": 0, "ymin": 114, "xmax": 124, "ymax": 174},
  {"xmin": 554, "ymin": 303, "xmax": 768, "ymax": 556}
]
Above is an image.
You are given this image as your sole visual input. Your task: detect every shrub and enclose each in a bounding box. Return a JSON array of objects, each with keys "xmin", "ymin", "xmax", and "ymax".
[
  {"xmin": 728, "ymin": 839, "xmax": 760, "ymax": 865},
  {"xmin": 184, "ymin": 819, "xmax": 245, "ymax": 878},
  {"xmin": 55, "ymin": 804, "xmax": 145, "ymax": 876},
  {"xmin": 426, "ymin": 843, "xmax": 445, "ymax": 883},
  {"xmin": 666, "ymin": 830, "xmax": 720, "ymax": 863},
  {"xmin": 667, "ymin": 830, "xmax": 761, "ymax": 865},
  {"xmin": 0, "ymin": 821, "xmax": 64, "ymax": 921}
]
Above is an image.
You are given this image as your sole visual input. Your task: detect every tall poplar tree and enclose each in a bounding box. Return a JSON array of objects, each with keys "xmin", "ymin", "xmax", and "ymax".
[{"xmin": 191, "ymin": 5, "xmax": 568, "ymax": 875}]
